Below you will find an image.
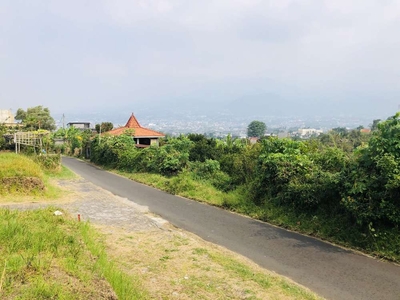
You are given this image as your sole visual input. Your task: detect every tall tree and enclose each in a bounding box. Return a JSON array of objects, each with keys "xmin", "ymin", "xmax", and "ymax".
[
  {"xmin": 370, "ymin": 119, "xmax": 381, "ymax": 131},
  {"xmin": 15, "ymin": 106, "xmax": 56, "ymax": 131},
  {"xmin": 331, "ymin": 127, "xmax": 348, "ymax": 136},
  {"xmin": 247, "ymin": 121, "xmax": 266, "ymax": 138},
  {"xmin": 15, "ymin": 108, "xmax": 26, "ymax": 121},
  {"xmin": 95, "ymin": 122, "xmax": 114, "ymax": 133}
]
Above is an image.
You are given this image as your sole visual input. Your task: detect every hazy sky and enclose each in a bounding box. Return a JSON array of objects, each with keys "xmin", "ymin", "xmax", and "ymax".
[{"xmin": 1, "ymin": 0, "xmax": 399, "ymax": 116}]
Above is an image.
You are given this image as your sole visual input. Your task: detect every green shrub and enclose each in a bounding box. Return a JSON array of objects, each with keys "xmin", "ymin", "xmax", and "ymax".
[
  {"xmin": 341, "ymin": 113, "xmax": 400, "ymax": 226},
  {"xmin": 189, "ymin": 160, "xmax": 233, "ymax": 191},
  {"xmin": 249, "ymin": 138, "xmax": 341, "ymax": 211},
  {"xmin": 164, "ymin": 171, "xmax": 196, "ymax": 194},
  {"xmin": 33, "ymin": 154, "xmax": 61, "ymax": 171}
]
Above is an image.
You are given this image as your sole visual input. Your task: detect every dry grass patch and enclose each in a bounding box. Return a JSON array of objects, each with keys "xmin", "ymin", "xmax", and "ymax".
[
  {"xmin": 0, "ymin": 176, "xmax": 45, "ymax": 193},
  {"xmin": 98, "ymin": 224, "xmax": 322, "ymax": 300}
]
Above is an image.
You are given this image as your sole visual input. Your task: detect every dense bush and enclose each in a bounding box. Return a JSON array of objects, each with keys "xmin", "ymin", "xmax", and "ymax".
[
  {"xmin": 187, "ymin": 134, "xmax": 219, "ymax": 162},
  {"xmin": 249, "ymin": 138, "xmax": 340, "ymax": 210},
  {"xmin": 91, "ymin": 133, "xmax": 136, "ymax": 168},
  {"xmin": 91, "ymin": 134, "xmax": 192, "ymax": 175},
  {"xmin": 33, "ymin": 154, "xmax": 61, "ymax": 171},
  {"xmin": 341, "ymin": 113, "xmax": 400, "ymax": 226},
  {"xmin": 188, "ymin": 159, "xmax": 233, "ymax": 191}
]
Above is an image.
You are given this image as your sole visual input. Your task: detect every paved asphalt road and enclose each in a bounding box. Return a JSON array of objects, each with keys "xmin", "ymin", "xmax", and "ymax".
[{"xmin": 63, "ymin": 157, "xmax": 400, "ymax": 300}]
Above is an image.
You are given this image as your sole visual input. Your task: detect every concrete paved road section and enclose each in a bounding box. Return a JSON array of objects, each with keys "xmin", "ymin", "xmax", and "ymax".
[{"xmin": 62, "ymin": 157, "xmax": 400, "ymax": 300}]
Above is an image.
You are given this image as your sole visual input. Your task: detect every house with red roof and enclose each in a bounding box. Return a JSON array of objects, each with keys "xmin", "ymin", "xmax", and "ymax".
[
  {"xmin": 106, "ymin": 113, "xmax": 165, "ymax": 147},
  {"xmin": 360, "ymin": 128, "xmax": 371, "ymax": 134}
]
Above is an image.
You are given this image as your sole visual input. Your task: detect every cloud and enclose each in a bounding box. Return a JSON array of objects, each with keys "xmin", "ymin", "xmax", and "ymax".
[{"xmin": 0, "ymin": 0, "xmax": 399, "ymax": 115}]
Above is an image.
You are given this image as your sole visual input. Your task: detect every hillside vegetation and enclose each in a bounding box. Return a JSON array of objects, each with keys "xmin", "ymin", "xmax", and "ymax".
[{"xmin": 88, "ymin": 112, "xmax": 400, "ymax": 262}]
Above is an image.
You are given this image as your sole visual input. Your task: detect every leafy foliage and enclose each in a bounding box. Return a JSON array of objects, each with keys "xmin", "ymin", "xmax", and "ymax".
[
  {"xmin": 15, "ymin": 106, "xmax": 56, "ymax": 131},
  {"xmin": 249, "ymin": 138, "xmax": 341, "ymax": 211},
  {"xmin": 0, "ymin": 123, "xmax": 6, "ymax": 149},
  {"xmin": 247, "ymin": 120, "xmax": 267, "ymax": 138},
  {"xmin": 95, "ymin": 122, "xmax": 114, "ymax": 133},
  {"xmin": 341, "ymin": 113, "xmax": 400, "ymax": 226},
  {"xmin": 187, "ymin": 134, "xmax": 219, "ymax": 162},
  {"xmin": 91, "ymin": 134, "xmax": 192, "ymax": 176},
  {"xmin": 52, "ymin": 127, "xmax": 93, "ymax": 157}
]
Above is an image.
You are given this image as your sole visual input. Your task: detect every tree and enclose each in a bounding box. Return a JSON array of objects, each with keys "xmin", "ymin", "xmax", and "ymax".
[
  {"xmin": 15, "ymin": 108, "xmax": 26, "ymax": 121},
  {"xmin": 15, "ymin": 106, "xmax": 56, "ymax": 131},
  {"xmin": 0, "ymin": 123, "xmax": 6, "ymax": 150},
  {"xmin": 370, "ymin": 119, "xmax": 381, "ymax": 131},
  {"xmin": 331, "ymin": 127, "xmax": 348, "ymax": 136},
  {"xmin": 95, "ymin": 122, "xmax": 114, "ymax": 133},
  {"xmin": 247, "ymin": 121, "xmax": 266, "ymax": 138}
]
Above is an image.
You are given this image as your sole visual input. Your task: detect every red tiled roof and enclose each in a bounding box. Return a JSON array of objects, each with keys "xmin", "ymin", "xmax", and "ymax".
[
  {"xmin": 360, "ymin": 128, "xmax": 371, "ymax": 133},
  {"xmin": 125, "ymin": 114, "xmax": 141, "ymax": 128},
  {"xmin": 106, "ymin": 113, "xmax": 165, "ymax": 138}
]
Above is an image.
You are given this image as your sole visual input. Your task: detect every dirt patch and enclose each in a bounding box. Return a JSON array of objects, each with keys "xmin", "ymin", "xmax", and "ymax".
[
  {"xmin": 0, "ymin": 177, "xmax": 45, "ymax": 193},
  {"xmin": 100, "ymin": 224, "xmax": 316, "ymax": 300}
]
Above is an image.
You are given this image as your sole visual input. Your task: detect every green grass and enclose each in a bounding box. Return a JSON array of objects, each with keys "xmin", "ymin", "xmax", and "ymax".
[
  {"xmin": 0, "ymin": 152, "xmax": 77, "ymax": 201},
  {"xmin": 45, "ymin": 165, "xmax": 77, "ymax": 180},
  {"xmin": 118, "ymin": 171, "xmax": 240, "ymax": 207},
  {"xmin": 0, "ymin": 207, "xmax": 149, "ymax": 299},
  {"xmin": 0, "ymin": 152, "xmax": 43, "ymax": 179}
]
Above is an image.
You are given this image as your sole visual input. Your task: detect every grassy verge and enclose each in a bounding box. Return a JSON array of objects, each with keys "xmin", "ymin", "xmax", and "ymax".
[
  {"xmin": 0, "ymin": 152, "xmax": 76, "ymax": 202},
  {"xmin": 118, "ymin": 171, "xmax": 241, "ymax": 207},
  {"xmin": 45, "ymin": 165, "xmax": 77, "ymax": 180},
  {"xmin": 0, "ymin": 207, "xmax": 148, "ymax": 299},
  {"xmin": 117, "ymin": 170, "xmax": 400, "ymax": 263}
]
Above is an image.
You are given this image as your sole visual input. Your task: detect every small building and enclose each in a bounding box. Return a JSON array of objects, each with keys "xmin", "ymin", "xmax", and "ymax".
[
  {"xmin": 248, "ymin": 137, "xmax": 259, "ymax": 144},
  {"xmin": 298, "ymin": 128, "xmax": 323, "ymax": 137},
  {"xmin": 360, "ymin": 128, "xmax": 371, "ymax": 134},
  {"xmin": 67, "ymin": 122, "xmax": 91, "ymax": 130},
  {"xmin": 106, "ymin": 113, "xmax": 165, "ymax": 147},
  {"xmin": 0, "ymin": 109, "xmax": 16, "ymax": 127}
]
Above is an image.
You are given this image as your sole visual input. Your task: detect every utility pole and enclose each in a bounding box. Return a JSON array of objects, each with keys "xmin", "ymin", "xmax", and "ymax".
[{"xmin": 62, "ymin": 113, "xmax": 65, "ymax": 129}]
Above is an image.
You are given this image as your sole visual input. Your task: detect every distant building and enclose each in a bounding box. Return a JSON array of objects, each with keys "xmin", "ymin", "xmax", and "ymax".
[
  {"xmin": 67, "ymin": 122, "xmax": 91, "ymax": 130},
  {"xmin": 248, "ymin": 137, "xmax": 259, "ymax": 144},
  {"xmin": 298, "ymin": 128, "xmax": 323, "ymax": 137},
  {"xmin": 360, "ymin": 128, "xmax": 371, "ymax": 134},
  {"xmin": 106, "ymin": 113, "xmax": 165, "ymax": 147},
  {"xmin": 0, "ymin": 109, "xmax": 15, "ymax": 126}
]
